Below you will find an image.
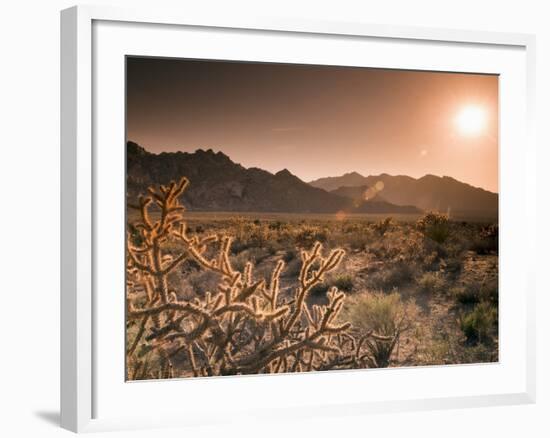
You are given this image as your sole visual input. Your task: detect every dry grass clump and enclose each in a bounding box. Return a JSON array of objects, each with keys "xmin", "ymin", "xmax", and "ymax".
[
  {"xmin": 418, "ymin": 328, "xmax": 498, "ymax": 365},
  {"xmin": 460, "ymin": 302, "xmax": 498, "ymax": 344},
  {"xmin": 416, "ymin": 271, "xmax": 447, "ymax": 295},
  {"xmin": 417, "ymin": 330, "xmax": 460, "ymax": 365},
  {"xmin": 341, "ymin": 291, "xmax": 419, "ymax": 368}
]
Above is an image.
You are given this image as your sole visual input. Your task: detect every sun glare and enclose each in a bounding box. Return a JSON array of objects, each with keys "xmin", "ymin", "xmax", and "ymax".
[{"xmin": 455, "ymin": 106, "xmax": 487, "ymax": 137}]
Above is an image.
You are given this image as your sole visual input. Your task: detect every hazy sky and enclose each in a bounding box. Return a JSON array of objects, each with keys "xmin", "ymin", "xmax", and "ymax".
[{"xmin": 127, "ymin": 57, "xmax": 498, "ymax": 193}]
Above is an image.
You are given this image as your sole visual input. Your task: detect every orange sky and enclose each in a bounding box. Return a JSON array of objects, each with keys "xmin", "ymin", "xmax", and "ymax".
[{"xmin": 127, "ymin": 57, "xmax": 498, "ymax": 193}]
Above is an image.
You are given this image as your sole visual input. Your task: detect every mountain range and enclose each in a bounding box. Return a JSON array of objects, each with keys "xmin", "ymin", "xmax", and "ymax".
[
  {"xmin": 309, "ymin": 172, "xmax": 498, "ymax": 219},
  {"xmin": 127, "ymin": 141, "xmax": 498, "ymax": 219}
]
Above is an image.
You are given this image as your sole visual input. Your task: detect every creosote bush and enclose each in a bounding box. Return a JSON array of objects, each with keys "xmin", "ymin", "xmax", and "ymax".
[{"xmin": 126, "ymin": 177, "xmax": 381, "ymax": 379}]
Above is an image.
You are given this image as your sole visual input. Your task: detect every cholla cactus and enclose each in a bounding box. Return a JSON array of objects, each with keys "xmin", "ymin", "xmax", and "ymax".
[{"xmin": 126, "ymin": 177, "xmax": 365, "ymax": 379}]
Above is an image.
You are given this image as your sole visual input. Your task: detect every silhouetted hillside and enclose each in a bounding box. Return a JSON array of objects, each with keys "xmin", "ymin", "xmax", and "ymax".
[
  {"xmin": 127, "ymin": 142, "xmax": 419, "ymax": 214},
  {"xmin": 310, "ymin": 172, "xmax": 498, "ymax": 219}
]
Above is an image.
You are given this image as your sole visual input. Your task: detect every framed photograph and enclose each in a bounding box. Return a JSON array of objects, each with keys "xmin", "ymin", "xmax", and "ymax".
[{"xmin": 61, "ymin": 5, "xmax": 536, "ymax": 433}]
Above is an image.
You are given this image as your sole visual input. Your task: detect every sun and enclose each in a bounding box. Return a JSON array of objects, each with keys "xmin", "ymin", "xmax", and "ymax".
[{"xmin": 455, "ymin": 105, "xmax": 487, "ymax": 137}]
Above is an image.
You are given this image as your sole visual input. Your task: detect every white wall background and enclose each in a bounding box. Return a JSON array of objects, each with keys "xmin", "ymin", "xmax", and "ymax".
[{"xmin": 0, "ymin": 0, "xmax": 547, "ymax": 436}]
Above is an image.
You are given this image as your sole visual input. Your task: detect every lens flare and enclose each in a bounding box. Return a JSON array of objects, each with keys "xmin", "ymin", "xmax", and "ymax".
[{"xmin": 455, "ymin": 106, "xmax": 487, "ymax": 137}]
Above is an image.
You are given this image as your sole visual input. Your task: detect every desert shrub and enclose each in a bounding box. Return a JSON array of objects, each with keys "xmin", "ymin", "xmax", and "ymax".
[
  {"xmin": 249, "ymin": 223, "xmax": 271, "ymax": 248},
  {"xmin": 126, "ymin": 177, "xmax": 381, "ymax": 379},
  {"xmin": 229, "ymin": 216, "xmax": 250, "ymax": 242},
  {"xmin": 349, "ymin": 235, "xmax": 371, "ymax": 252},
  {"xmin": 310, "ymin": 282, "xmax": 330, "ymax": 296},
  {"xmin": 470, "ymin": 224, "xmax": 499, "ymax": 254},
  {"xmin": 481, "ymin": 278, "xmax": 499, "ymax": 305},
  {"xmin": 268, "ymin": 220, "xmax": 286, "ymax": 231},
  {"xmin": 373, "ymin": 217, "xmax": 395, "ymax": 236},
  {"xmin": 342, "ymin": 291, "xmax": 419, "ymax": 368},
  {"xmin": 470, "ymin": 237, "xmax": 494, "ymax": 255},
  {"xmin": 421, "ymin": 336, "xmax": 453, "ymax": 365},
  {"xmin": 186, "ymin": 270, "xmax": 220, "ymax": 297},
  {"xmin": 368, "ymin": 228, "xmax": 423, "ymax": 263},
  {"xmin": 417, "ymin": 212, "xmax": 451, "ymax": 244},
  {"xmin": 333, "ymin": 223, "xmax": 373, "ymax": 251},
  {"xmin": 452, "ymin": 278, "xmax": 498, "ymax": 306},
  {"xmin": 451, "ymin": 286, "xmax": 479, "ymax": 304},
  {"xmin": 230, "ymin": 251, "xmax": 250, "ymax": 273},
  {"xmin": 229, "ymin": 240, "xmax": 249, "ymax": 254},
  {"xmin": 331, "ymin": 274, "xmax": 354, "ymax": 292},
  {"xmin": 178, "ymin": 257, "xmax": 202, "ymax": 273},
  {"xmin": 369, "ymin": 260, "xmax": 415, "ymax": 291},
  {"xmin": 420, "ymin": 330, "xmax": 497, "ymax": 365},
  {"xmin": 282, "ymin": 258, "xmax": 302, "ymax": 277},
  {"xmin": 282, "ymin": 248, "xmax": 298, "ymax": 263},
  {"xmin": 421, "ymin": 339, "xmax": 453, "ymax": 365},
  {"xmin": 294, "ymin": 225, "xmax": 327, "ymax": 248},
  {"xmin": 416, "ymin": 271, "xmax": 446, "ymax": 295},
  {"xmin": 441, "ymin": 256, "xmax": 463, "ymax": 278},
  {"xmin": 127, "ymin": 223, "xmax": 144, "ymax": 247},
  {"xmin": 419, "ymin": 250, "xmax": 440, "ymax": 271},
  {"xmin": 459, "ymin": 343, "xmax": 499, "ymax": 363},
  {"xmin": 341, "ymin": 222, "xmax": 362, "ymax": 234},
  {"xmin": 460, "ymin": 302, "xmax": 497, "ymax": 344},
  {"xmin": 266, "ymin": 241, "xmax": 283, "ymax": 256},
  {"xmin": 416, "ymin": 329, "xmax": 463, "ymax": 365}
]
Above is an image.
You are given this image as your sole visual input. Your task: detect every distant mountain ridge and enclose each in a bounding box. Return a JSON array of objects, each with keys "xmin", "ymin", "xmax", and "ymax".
[
  {"xmin": 127, "ymin": 142, "xmax": 421, "ymax": 214},
  {"xmin": 309, "ymin": 172, "xmax": 498, "ymax": 219},
  {"xmin": 329, "ymin": 185, "xmax": 385, "ymax": 203}
]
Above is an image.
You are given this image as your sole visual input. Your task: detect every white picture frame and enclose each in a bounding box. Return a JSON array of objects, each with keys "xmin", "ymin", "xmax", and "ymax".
[{"xmin": 60, "ymin": 4, "xmax": 536, "ymax": 433}]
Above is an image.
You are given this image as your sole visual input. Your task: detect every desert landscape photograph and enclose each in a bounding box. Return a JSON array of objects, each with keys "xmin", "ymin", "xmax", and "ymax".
[{"xmin": 125, "ymin": 57, "xmax": 499, "ymax": 380}]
